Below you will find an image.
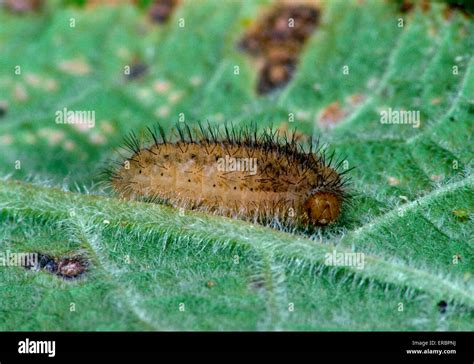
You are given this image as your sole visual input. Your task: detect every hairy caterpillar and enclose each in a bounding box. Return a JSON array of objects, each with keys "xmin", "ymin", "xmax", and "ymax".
[{"xmin": 106, "ymin": 123, "xmax": 351, "ymax": 230}]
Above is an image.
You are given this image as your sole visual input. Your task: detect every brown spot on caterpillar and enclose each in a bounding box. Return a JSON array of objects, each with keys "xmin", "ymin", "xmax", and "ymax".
[
  {"xmin": 106, "ymin": 123, "xmax": 351, "ymax": 230},
  {"xmin": 238, "ymin": 3, "xmax": 320, "ymax": 94}
]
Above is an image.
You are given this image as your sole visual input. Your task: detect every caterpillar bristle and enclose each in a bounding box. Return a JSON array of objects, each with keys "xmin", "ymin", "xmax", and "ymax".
[{"xmin": 106, "ymin": 122, "xmax": 352, "ymax": 231}]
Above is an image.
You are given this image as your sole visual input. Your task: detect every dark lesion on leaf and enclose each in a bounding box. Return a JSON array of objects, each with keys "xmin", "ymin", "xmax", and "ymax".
[
  {"xmin": 23, "ymin": 252, "xmax": 89, "ymax": 280},
  {"xmin": 0, "ymin": 101, "xmax": 8, "ymax": 118},
  {"xmin": 444, "ymin": 0, "xmax": 474, "ymax": 18},
  {"xmin": 147, "ymin": 0, "xmax": 179, "ymax": 24},
  {"xmin": 3, "ymin": 0, "xmax": 43, "ymax": 13},
  {"xmin": 393, "ymin": 0, "xmax": 430, "ymax": 13},
  {"xmin": 125, "ymin": 58, "xmax": 149, "ymax": 81},
  {"xmin": 393, "ymin": 0, "xmax": 473, "ymax": 17},
  {"xmin": 437, "ymin": 300, "xmax": 448, "ymax": 314},
  {"xmin": 248, "ymin": 276, "xmax": 265, "ymax": 291},
  {"xmin": 238, "ymin": 3, "xmax": 320, "ymax": 95}
]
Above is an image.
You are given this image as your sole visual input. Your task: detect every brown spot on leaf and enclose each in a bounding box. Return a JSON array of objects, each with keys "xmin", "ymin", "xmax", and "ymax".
[
  {"xmin": 0, "ymin": 134, "xmax": 13, "ymax": 145},
  {"xmin": 58, "ymin": 58, "xmax": 91, "ymax": 76},
  {"xmin": 86, "ymin": 0, "xmax": 129, "ymax": 7},
  {"xmin": 317, "ymin": 93, "xmax": 365, "ymax": 129},
  {"xmin": 4, "ymin": 0, "xmax": 42, "ymax": 13},
  {"xmin": 148, "ymin": 0, "xmax": 179, "ymax": 24},
  {"xmin": 125, "ymin": 59, "xmax": 149, "ymax": 81},
  {"xmin": 443, "ymin": 1, "xmax": 473, "ymax": 19},
  {"xmin": 13, "ymin": 84, "xmax": 28, "ymax": 102},
  {"xmin": 153, "ymin": 79, "xmax": 171, "ymax": 94},
  {"xmin": 388, "ymin": 176, "xmax": 401, "ymax": 186},
  {"xmin": 430, "ymin": 174, "xmax": 444, "ymax": 182},
  {"xmin": 239, "ymin": 3, "xmax": 320, "ymax": 94},
  {"xmin": 24, "ymin": 252, "xmax": 88, "ymax": 280},
  {"xmin": 397, "ymin": 0, "xmax": 415, "ymax": 13},
  {"xmin": 25, "ymin": 73, "xmax": 59, "ymax": 92},
  {"xmin": 346, "ymin": 93, "xmax": 365, "ymax": 106},
  {"xmin": 395, "ymin": 0, "xmax": 430, "ymax": 13},
  {"xmin": 57, "ymin": 257, "xmax": 87, "ymax": 279},
  {"xmin": 317, "ymin": 101, "xmax": 348, "ymax": 129},
  {"xmin": 25, "ymin": 73, "xmax": 41, "ymax": 87},
  {"xmin": 0, "ymin": 101, "xmax": 8, "ymax": 118}
]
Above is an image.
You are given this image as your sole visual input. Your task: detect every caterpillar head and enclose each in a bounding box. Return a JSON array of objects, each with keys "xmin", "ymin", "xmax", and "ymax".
[{"xmin": 303, "ymin": 191, "xmax": 341, "ymax": 226}]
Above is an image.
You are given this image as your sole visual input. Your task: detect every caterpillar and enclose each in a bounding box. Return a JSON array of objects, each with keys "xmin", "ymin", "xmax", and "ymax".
[{"xmin": 106, "ymin": 123, "xmax": 351, "ymax": 230}]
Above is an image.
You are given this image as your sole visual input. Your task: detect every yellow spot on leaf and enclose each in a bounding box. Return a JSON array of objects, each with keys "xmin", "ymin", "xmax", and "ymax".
[
  {"xmin": 388, "ymin": 176, "xmax": 400, "ymax": 186},
  {"xmin": 13, "ymin": 83, "xmax": 28, "ymax": 102},
  {"xmin": 58, "ymin": 58, "xmax": 91, "ymax": 76},
  {"xmin": 153, "ymin": 79, "xmax": 171, "ymax": 94}
]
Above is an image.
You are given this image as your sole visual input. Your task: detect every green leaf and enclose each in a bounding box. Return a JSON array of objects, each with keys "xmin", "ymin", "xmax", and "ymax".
[{"xmin": 0, "ymin": 0, "xmax": 472, "ymax": 330}]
